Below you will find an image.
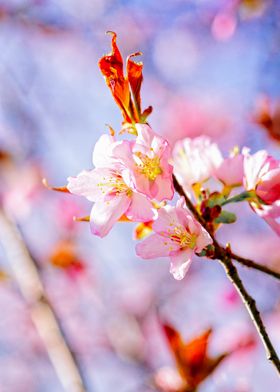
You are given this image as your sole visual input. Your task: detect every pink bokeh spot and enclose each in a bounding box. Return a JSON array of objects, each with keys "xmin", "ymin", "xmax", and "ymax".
[{"xmin": 212, "ymin": 12, "xmax": 237, "ymax": 42}]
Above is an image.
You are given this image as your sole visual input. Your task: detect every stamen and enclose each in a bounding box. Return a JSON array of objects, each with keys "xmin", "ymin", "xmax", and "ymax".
[
  {"xmin": 170, "ymin": 225, "xmax": 197, "ymax": 249},
  {"xmin": 135, "ymin": 152, "xmax": 162, "ymax": 181},
  {"xmin": 97, "ymin": 175, "xmax": 131, "ymax": 196}
]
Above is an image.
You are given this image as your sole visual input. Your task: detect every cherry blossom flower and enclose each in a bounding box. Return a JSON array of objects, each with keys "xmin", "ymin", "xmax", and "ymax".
[
  {"xmin": 135, "ymin": 198, "xmax": 212, "ymax": 280},
  {"xmin": 113, "ymin": 124, "xmax": 174, "ymax": 201},
  {"xmin": 172, "ymin": 136, "xmax": 223, "ymax": 195},
  {"xmin": 67, "ymin": 134, "xmax": 154, "ymax": 237},
  {"xmin": 243, "ymin": 149, "xmax": 280, "ymax": 235}
]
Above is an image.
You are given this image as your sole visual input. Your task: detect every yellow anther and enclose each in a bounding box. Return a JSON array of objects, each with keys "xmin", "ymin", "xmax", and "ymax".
[{"xmin": 135, "ymin": 152, "xmax": 162, "ymax": 181}]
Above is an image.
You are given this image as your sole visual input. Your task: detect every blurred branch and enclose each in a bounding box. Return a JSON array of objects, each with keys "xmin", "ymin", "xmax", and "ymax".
[
  {"xmin": 173, "ymin": 175, "xmax": 280, "ymax": 374},
  {"xmin": 0, "ymin": 208, "xmax": 87, "ymax": 392},
  {"xmin": 172, "ymin": 175, "xmax": 280, "ymax": 281}
]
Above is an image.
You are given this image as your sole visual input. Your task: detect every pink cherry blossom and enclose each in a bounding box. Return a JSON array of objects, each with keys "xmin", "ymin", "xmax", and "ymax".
[
  {"xmin": 67, "ymin": 134, "xmax": 154, "ymax": 237},
  {"xmin": 135, "ymin": 198, "xmax": 212, "ymax": 280},
  {"xmin": 112, "ymin": 124, "xmax": 174, "ymax": 201},
  {"xmin": 214, "ymin": 152, "xmax": 244, "ymax": 187},
  {"xmin": 172, "ymin": 136, "xmax": 223, "ymax": 195},
  {"xmin": 243, "ymin": 149, "xmax": 280, "ymax": 235}
]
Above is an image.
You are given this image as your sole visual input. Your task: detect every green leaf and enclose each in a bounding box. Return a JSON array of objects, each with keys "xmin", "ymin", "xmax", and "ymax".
[
  {"xmin": 207, "ymin": 192, "xmax": 226, "ymax": 207},
  {"xmin": 214, "ymin": 210, "xmax": 236, "ymax": 224}
]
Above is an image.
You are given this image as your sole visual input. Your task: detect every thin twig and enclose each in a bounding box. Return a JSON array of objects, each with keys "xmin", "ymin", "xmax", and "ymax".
[
  {"xmin": 172, "ymin": 175, "xmax": 280, "ymax": 374},
  {"xmin": 173, "ymin": 175, "xmax": 280, "ymax": 281},
  {"xmin": 216, "ymin": 252, "xmax": 280, "ymax": 373},
  {"xmin": 0, "ymin": 208, "xmax": 87, "ymax": 392},
  {"xmin": 230, "ymin": 252, "xmax": 280, "ymax": 280}
]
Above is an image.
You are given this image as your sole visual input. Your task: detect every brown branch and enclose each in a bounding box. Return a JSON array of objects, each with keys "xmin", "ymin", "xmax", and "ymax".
[
  {"xmin": 217, "ymin": 252, "xmax": 280, "ymax": 372},
  {"xmin": 173, "ymin": 175, "xmax": 280, "ymax": 281},
  {"xmin": 230, "ymin": 252, "xmax": 280, "ymax": 280},
  {"xmin": 0, "ymin": 208, "xmax": 87, "ymax": 392},
  {"xmin": 172, "ymin": 175, "xmax": 280, "ymax": 374}
]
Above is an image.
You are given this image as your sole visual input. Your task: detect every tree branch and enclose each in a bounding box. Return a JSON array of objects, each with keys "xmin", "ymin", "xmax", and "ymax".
[
  {"xmin": 172, "ymin": 175, "xmax": 280, "ymax": 374},
  {"xmin": 216, "ymin": 252, "xmax": 280, "ymax": 373}
]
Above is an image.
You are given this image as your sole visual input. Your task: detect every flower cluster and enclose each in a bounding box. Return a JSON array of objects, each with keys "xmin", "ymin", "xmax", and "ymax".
[
  {"xmin": 59, "ymin": 33, "xmax": 280, "ymax": 280},
  {"xmin": 173, "ymin": 136, "xmax": 280, "ymax": 236}
]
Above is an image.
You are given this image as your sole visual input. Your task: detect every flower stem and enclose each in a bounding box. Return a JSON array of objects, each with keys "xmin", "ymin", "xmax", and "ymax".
[
  {"xmin": 220, "ymin": 190, "xmax": 256, "ymax": 206},
  {"xmin": 173, "ymin": 175, "xmax": 280, "ymax": 374}
]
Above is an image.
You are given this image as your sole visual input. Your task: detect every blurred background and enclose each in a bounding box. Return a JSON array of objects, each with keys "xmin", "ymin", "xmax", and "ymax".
[{"xmin": 0, "ymin": 0, "xmax": 279, "ymax": 391}]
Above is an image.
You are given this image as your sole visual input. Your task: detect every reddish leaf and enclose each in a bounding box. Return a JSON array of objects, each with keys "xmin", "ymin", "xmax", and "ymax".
[
  {"xmin": 141, "ymin": 105, "xmax": 153, "ymax": 122},
  {"xmin": 99, "ymin": 32, "xmax": 132, "ymax": 123},
  {"xmin": 0, "ymin": 150, "xmax": 13, "ymax": 164},
  {"xmin": 49, "ymin": 240, "xmax": 85, "ymax": 276},
  {"xmin": 182, "ymin": 329, "xmax": 212, "ymax": 368},
  {"xmin": 127, "ymin": 52, "xmax": 143, "ymax": 117},
  {"xmin": 254, "ymin": 97, "xmax": 280, "ymax": 143},
  {"xmin": 162, "ymin": 323, "xmax": 228, "ymax": 390},
  {"xmin": 99, "ymin": 32, "xmax": 152, "ymax": 125}
]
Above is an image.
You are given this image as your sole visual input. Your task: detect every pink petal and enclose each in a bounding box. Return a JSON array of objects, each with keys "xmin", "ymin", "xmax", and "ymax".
[
  {"xmin": 153, "ymin": 176, "xmax": 174, "ymax": 201},
  {"xmin": 92, "ymin": 134, "xmax": 115, "ymax": 167},
  {"xmin": 244, "ymin": 150, "xmax": 268, "ymax": 190},
  {"xmin": 257, "ymin": 168, "xmax": 280, "ymax": 204},
  {"xmin": 90, "ymin": 195, "xmax": 130, "ymax": 238},
  {"xmin": 263, "ymin": 216, "xmax": 280, "ymax": 236},
  {"xmin": 135, "ymin": 124, "xmax": 154, "ymax": 147},
  {"xmin": 67, "ymin": 168, "xmax": 115, "ymax": 202},
  {"xmin": 175, "ymin": 206, "xmax": 192, "ymax": 229},
  {"xmin": 126, "ymin": 192, "xmax": 154, "ymax": 222},
  {"xmin": 135, "ymin": 234, "xmax": 175, "ymax": 259},
  {"xmin": 173, "ymin": 136, "xmax": 223, "ymax": 187},
  {"xmin": 194, "ymin": 226, "xmax": 213, "ymax": 252},
  {"xmin": 134, "ymin": 174, "xmax": 157, "ymax": 199},
  {"xmin": 169, "ymin": 249, "xmax": 193, "ymax": 280},
  {"xmin": 153, "ymin": 206, "xmax": 180, "ymax": 234},
  {"xmin": 215, "ymin": 154, "xmax": 244, "ymax": 186},
  {"xmin": 111, "ymin": 140, "xmax": 134, "ymax": 168}
]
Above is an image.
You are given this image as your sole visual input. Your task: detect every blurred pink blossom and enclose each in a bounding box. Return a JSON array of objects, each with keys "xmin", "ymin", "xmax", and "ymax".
[
  {"xmin": 243, "ymin": 149, "xmax": 280, "ymax": 235},
  {"xmin": 154, "ymin": 366, "xmax": 185, "ymax": 392},
  {"xmin": 172, "ymin": 136, "xmax": 223, "ymax": 195},
  {"xmin": 211, "ymin": 12, "xmax": 237, "ymax": 41}
]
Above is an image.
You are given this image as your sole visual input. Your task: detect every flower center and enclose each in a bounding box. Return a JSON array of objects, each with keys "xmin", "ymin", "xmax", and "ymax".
[
  {"xmin": 170, "ymin": 226, "xmax": 197, "ymax": 249},
  {"xmin": 97, "ymin": 175, "xmax": 132, "ymax": 196},
  {"xmin": 135, "ymin": 152, "xmax": 162, "ymax": 181}
]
